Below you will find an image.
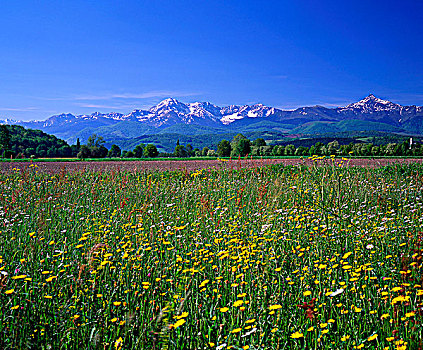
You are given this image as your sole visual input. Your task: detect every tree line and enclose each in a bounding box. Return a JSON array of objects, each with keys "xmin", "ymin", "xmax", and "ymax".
[
  {"xmin": 1, "ymin": 125, "xmax": 422, "ymax": 159},
  {"xmin": 98, "ymin": 134, "xmax": 423, "ymax": 159}
]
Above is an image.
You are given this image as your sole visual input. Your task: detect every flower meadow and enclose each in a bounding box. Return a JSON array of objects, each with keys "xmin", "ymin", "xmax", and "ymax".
[{"xmin": 0, "ymin": 161, "xmax": 422, "ymax": 349}]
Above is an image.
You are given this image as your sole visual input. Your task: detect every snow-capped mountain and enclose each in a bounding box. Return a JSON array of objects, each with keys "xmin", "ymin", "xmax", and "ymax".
[
  {"xmin": 1, "ymin": 95, "xmax": 423, "ymax": 142},
  {"xmin": 334, "ymin": 94, "xmax": 423, "ymax": 125},
  {"xmin": 340, "ymin": 94, "xmax": 401, "ymax": 113},
  {"xmin": 219, "ymin": 104, "xmax": 277, "ymax": 125}
]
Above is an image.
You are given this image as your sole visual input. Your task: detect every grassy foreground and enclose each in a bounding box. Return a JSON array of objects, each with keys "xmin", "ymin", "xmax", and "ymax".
[{"xmin": 0, "ymin": 161, "xmax": 422, "ymax": 349}]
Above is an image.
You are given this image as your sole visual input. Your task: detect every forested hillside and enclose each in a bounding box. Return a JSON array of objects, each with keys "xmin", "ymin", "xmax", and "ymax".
[{"xmin": 0, "ymin": 125, "xmax": 74, "ymax": 158}]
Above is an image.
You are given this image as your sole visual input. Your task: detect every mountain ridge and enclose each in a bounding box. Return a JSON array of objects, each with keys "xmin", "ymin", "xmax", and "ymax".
[{"xmin": 1, "ymin": 94, "xmax": 423, "ymax": 145}]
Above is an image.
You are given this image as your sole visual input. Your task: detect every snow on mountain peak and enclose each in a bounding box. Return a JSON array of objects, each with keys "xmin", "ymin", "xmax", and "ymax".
[
  {"xmin": 149, "ymin": 98, "xmax": 190, "ymax": 114},
  {"xmin": 342, "ymin": 94, "xmax": 401, "ymax": 113},
  {"xmin": 3, "ymin": 95, "xmax": 422, "ymax": 132},
  {"xmin": 161, "ymin": 97, "xmax": 179, "ymax": 105}
]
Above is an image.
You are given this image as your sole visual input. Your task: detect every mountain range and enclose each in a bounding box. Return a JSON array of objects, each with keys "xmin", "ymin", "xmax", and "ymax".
[{"xmin": 1, "ymin": 94, "xmax": 423, "ymax": 151}]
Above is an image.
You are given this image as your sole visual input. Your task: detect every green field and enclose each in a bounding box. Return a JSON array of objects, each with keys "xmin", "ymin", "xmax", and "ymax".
[{"xmin": 0, "ymin": 161, "xmax": 422, "ymax": 349}]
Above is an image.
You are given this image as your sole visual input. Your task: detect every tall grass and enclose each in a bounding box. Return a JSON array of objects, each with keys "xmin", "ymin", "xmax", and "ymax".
[{"xmin": 0, "ymin": 161, "xmax": 422, "ymax": 349}]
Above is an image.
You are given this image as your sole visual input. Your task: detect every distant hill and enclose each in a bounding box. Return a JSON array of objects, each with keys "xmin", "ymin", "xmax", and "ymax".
[
  {"xmin": 0, "ymin": 125, "xmax": 73, "ymax": 158},
  {"xmin": 1, "ymin": 94, "xmax": 422, "ymax": 152}
]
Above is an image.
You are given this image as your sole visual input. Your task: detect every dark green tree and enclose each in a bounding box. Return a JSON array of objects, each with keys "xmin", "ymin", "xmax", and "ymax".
[
  {"xmin": 174, "ymin": 145, "xmax": 187, "ymax": 157},
  {"xmin": 124, "ymin": 150, "xmax": 135, "ymax": 158},
  {"xmin": 90, "ymin": 145, "xmax": 108, "ymax": 158},
  {"xmin": 252, "ymin": 138, "xmax": 266, "ymax": 147},
  {"xmin": 84, "ymin": 134, "xmax": 108, "ymax": 158},
  {"xmin": 25, "ymin": 147, "xmax": 35, "ymax": 157},
  {"xmin": 108, "ymin": 144, "xmax": 122, "ymax": 158},
  {"xmin": 0, "ymin": 125, "xmax": 11, "ymax": 158},
  {"xmin": 143, "ymin": 144, "xmax": 158, "ymax": 158},
  {"xmin": 133, "ymin": 144, "xmax": 144, "ymax": 158},
  {"xmin": 186, "ymin": 144, "xmax": 193, "ymax": 157},
  {"xmin": 217, "ymin": 139, "xmax": 231, "ymax": 157},
  {"xmin": 231, "ymin": 133, "xmax": 248, "ymax": 147},
  {"xmin": 77, "ymin": 145, "xmax": 90, "ymax": 159},
  {"xmin": 36, "ymin": 145, "xmax": 47, "ymax": 157},
  {"xmin": 231, "ymin": 138, "xmax": 251, "ymax": 157},
  {"xmin": 314, "ymin": 142, "xmax": 324, "ymax": 155}
]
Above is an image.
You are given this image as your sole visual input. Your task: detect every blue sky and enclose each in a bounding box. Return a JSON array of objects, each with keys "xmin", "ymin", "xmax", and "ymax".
[{"xmin": 1, "ymin": 0, "xmax": 422, "ymax": 120}]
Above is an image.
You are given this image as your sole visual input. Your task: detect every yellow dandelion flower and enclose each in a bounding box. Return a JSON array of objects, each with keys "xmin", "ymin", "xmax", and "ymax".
[
  {"xmin": 290, "ymin": 331, "xmax": 304, "ymax": 339},
  {"xmin": 175, "ymin": 312, "xmax": 189, "ymax": 319},
  {"xmin": 5, "ymin": 289, "xmax": 14, "ymax": 295},
  {"xmin": 173, "ymin": 319, "xmax": 186, "ymax": 328},
  {"xmin": 12, "ymin": 275, "xmax": 27, "ymax": 280},
  {"xmin": 367, "ymin": 334, "xmax": 378, "ymax": 341},
  {"xmin": 269, "ymin": 304, "xmax": 282, "ymax": 310},
  {"xmin": 220, "ymin": 307, "xmax": 229, "ymax": 312},
  {"xmin": 114, "ymin": 337, "xmax": 123, "ymax": 349},
  {"xmin": 342, "ymin": 252, "xmax": 352, "ymax": 259},
  {"xmin": 231, "ymin": 328, "xmax": 242, "ymax": 333}
]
